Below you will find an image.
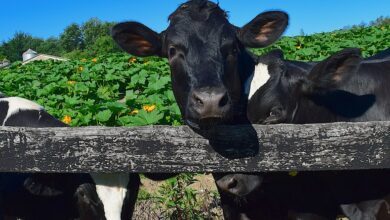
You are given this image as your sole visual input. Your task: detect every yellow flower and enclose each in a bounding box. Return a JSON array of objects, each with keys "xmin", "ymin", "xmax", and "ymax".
[
  {"xmin": 62, "ymin": 115, "xmax": 72, "ymax": 124},
  {"xmin": 143, "ymin": 104, "xmax": 156, "ymax": 112},
  {"xmin": 91, "ymin": 58, "xmax": 98, "ymax": 63},
  {"xmin": 129, "ymin": 57, "xmax": 137, "ymax": 63},
  {"xmin": 78, "ymin": 66, "xmax": 84, "ymax": 71},
  {"xmin": 381, "ymin": 26, "xmax": 386, "ymax": 30},
  {"xmin": 288, "ymin": 170, "xmax": 298, "ymax": 177},
  {"xmin": 296, "ymin": 45, "xmax": 302, "ymax": 49},
  {"xmin": 130, "ymin": 109, "xmax": 139, "ymax": 115},
  {"xmin": 67, "ymin": 80, "xmax": 76, "ymax": 85},
  {"xmin": 81, "ymin": 58, "xmax": 87, "ymax": 62}
]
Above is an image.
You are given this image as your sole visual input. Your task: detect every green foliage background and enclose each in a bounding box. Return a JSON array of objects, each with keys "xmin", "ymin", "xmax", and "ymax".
[
  {"xmin": 253, "ymin": 24, "xmax": 390, "ymax": 60},
  {"xmin": 0, "ymin": 21, "xmax": 389, "ymax": 220},
  {"xmin": 0, "ymin": 55, "xmax": 180, "ymax": 126},
  {"xmin": 1, "ymin": 24, "xmax": 389, "ymax": 127},
  {"xmin": 0, "ymin": 18, "xmax": 120, "ymax": 62}
]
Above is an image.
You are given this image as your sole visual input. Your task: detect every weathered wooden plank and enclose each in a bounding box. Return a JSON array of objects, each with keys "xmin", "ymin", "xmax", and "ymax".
[{"xmin": 0, "ymin": 122, "xmax": 389, "ymax": 173}]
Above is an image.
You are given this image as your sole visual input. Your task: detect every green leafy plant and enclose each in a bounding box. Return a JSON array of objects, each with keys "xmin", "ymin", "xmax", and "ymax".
[
  {"xmin": 1, "ymin": 23, "xmax": 390, "ymax": 220},
  {"xmin": 0, "ymin": 54, "xmax": 181, "ymax": 127},
  {"xmin": 156, "ymin": 174, "xmax": 203, "ymax": 219},
  {"xmin": 252, "ymin": 24, "xmax": 390, "ymax": 60},
  {"xmin": 1, "ymin": 25, "xmax": 388, "ymax": 128},
  {"xmin": 136, "ymin": 174, "xmax": 219, "ymax": 220}
]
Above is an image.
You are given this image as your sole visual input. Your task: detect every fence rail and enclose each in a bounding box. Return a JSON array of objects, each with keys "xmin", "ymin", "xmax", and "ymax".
[{"xmin": 0, "ymin": 121, "xmax": 389, "ymax": 173}]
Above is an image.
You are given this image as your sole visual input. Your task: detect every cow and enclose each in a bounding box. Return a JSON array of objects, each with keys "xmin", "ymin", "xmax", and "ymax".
[
  {"xmin": 0, "ymin": 96, "xmax": 140, "ymax": 220},
  {"xmin": 111, "ymin": 0, "xmax": 289, "ymax": 219},
  {"xmin": 216, "ymin": 48, "xmax": 390, "ymax": 219}
]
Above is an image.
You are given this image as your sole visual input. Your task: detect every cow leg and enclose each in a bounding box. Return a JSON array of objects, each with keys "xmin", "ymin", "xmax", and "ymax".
[{"xmin": 89, "ymin": 173, "xmax": 140, "ymax": 220}]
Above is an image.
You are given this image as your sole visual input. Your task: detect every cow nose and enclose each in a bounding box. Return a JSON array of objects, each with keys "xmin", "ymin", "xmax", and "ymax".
[
  {"xmin": 217, "ymin": 176, "xmax": 238, "ymax": 193},
  {"xmin": 226, "ymin": 177, "xmax": 238, "ymax": 190},
  {"xmin": 191, "ymin": 89, "xmax": 230, "ymax": 118}
]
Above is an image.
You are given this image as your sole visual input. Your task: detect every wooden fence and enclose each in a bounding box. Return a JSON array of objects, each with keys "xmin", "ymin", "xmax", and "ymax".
[{"xmin": 0, "ymin": 121, "xmax": 389, "ymax": 173}]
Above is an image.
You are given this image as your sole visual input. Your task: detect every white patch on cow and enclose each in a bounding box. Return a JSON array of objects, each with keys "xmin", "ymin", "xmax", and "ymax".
[
  {"xmin": 91, "ymin": 173, "xmax": 129, "ymax": 220},
  {"xmin": 0, "ymin": 97, "xmax": 44, "ymax": 125},
  {"xmin": 245, "ymin": 63, "xmax": 270, "ymax": 100}
]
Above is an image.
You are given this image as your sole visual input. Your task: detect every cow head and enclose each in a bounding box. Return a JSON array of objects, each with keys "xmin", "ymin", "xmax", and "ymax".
[
  {"xmin": 247, "ymin": 48, "xmax": 362, "ymax": 124},
  {"xmin": 112, "ymin": 0, "xmax": 288, "ymax": 130}
]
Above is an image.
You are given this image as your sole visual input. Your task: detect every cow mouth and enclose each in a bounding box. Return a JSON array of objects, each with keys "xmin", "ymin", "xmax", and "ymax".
[{"xmin": 185, "ymin": 116, "xmax": 226, "ymax": 130}]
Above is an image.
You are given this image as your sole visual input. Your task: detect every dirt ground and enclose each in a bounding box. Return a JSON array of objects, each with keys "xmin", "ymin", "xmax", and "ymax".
[
  {"xmin": 140, "ymin": 174, "xmax": 217, "ymax": 194},
  {"xmin": 133, "ymin": 174, "xmax": 223, "ymax": 220}
]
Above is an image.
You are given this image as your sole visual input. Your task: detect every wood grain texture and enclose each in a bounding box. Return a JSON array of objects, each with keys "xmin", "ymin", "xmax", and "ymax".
[{"xmin": 0, "ymin": 122, "xmax": 389, "ymax": 173}]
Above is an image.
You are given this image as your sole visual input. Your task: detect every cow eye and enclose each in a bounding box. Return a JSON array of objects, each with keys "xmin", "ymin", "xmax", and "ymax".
[
  {"xmin": 231, "ymin": 48, "xmax": 238, "ymax": 55},
  {"xmin": 269, "ymin": 107, "xmax": 282, "ymax": 117},
  {"xmin": 168, "ymin": 46, "xmax": 177, "ymax": 58}
]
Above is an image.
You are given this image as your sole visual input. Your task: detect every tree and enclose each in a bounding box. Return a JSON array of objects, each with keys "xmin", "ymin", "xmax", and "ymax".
[
  {"xmin": 0, "ymin": 44, "xmax": 6, "ymax": 60},
  {"xmin": 1, "ymin": 32, "xmax": 44, "ymax": 62},
  {"xmin": 60, "ymin": 23, "xmax": 84, "ymax": 52},
  {"xmin": 81, "ymin": 18, "xmax": 113, "ymax": 49},
  {"xmin": 37, "ymin": 37, "xmax": 63, "ymax": 56},
  {"xmin": 88, "ymin": 35, "xmax": 121, "ymax": 55},
  {"xmin": 370, "ymin": 16, "xmax": 390, "ymax": 26}
]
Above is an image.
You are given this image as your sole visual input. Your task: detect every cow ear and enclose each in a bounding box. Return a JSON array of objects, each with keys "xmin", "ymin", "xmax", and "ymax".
[
  {"xmin": 111, "ymin": 22, "xmax": 162, "ymax": 57},
  {"xmin": 302, "ymin": 48, "xmax": 362, "ymax": 94},
  {"xmin": 238, "ymin": 11, "xmax": 288, "ymax": 48}
]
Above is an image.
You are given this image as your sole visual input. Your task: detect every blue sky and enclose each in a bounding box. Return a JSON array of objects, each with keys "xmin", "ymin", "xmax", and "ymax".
[{"xmin": 1, "ymin": 0, "xmax": 389, "ymax": 42}]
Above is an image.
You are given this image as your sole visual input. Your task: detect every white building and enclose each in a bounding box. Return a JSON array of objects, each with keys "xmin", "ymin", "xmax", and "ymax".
[
  {"xmin": 22, "ymin": 49, "xmax": 68, "ymax": 65},
  {"xmin": 0, "ymin": 59, "xmax": 10, "ymax": 69}
]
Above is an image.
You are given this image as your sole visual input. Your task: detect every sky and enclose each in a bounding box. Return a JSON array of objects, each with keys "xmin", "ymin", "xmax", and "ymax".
[{"xmin": 1, "ymin": 0, "xmax": 389, "ymax": 42}]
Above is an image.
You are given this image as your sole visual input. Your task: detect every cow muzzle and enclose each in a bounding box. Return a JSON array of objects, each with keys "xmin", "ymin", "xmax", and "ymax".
[
  {"xmin": 215, "ymin": 174, "xmax": 263, "ymax": 197},
  {"xmin": 189, "ymin": 87, "xmax": 231, "ymax": 118}
]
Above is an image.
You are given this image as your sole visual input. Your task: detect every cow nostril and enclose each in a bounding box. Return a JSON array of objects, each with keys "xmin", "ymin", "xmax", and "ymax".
[
  {"xmin": 227, "ymin": 178, "xmax": 238, "ymax": 189},
  {"xmin": 196, "ymin": 97, "xmax": 203, "ymax": 105},
  {"xmin": 219, "ymin": 92, "xmax": 229, "ymax": 107},
  {"xmin": 193, "ymin": 94, "xmax": 204, "ymax": 105}
]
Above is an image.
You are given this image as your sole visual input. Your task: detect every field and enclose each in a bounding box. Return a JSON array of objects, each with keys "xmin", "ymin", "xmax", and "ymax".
[{"xmin": 0, "ymin": 24, "xmax": 389, "ymax": 219}]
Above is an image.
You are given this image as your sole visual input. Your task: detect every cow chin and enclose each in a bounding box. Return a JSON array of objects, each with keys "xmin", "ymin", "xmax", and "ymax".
[
  {"xmin": 185, "ymin": 117, "xmax": 224, "ymax": 130},
  {"xmin": 185, "ymin": 114, "xmax": 234, "ymax": 131}
]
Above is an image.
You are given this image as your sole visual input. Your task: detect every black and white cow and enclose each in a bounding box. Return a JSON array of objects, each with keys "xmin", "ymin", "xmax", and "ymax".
[
  {"xmin": 216, "ymin": 48, "xmax": 390, "ymax": 219},
  {"xmin": 111, "ymin": 1, "xmax": 289, "ymax": 219},
  {"xmin": 0, "ymin": 96, "xmax": 140, "ymax": 220}
]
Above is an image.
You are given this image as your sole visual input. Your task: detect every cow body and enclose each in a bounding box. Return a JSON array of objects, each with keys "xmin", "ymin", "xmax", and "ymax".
[{"xmin": 0, "ymin": 96, "xmax": 140, "ymax": 220}]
